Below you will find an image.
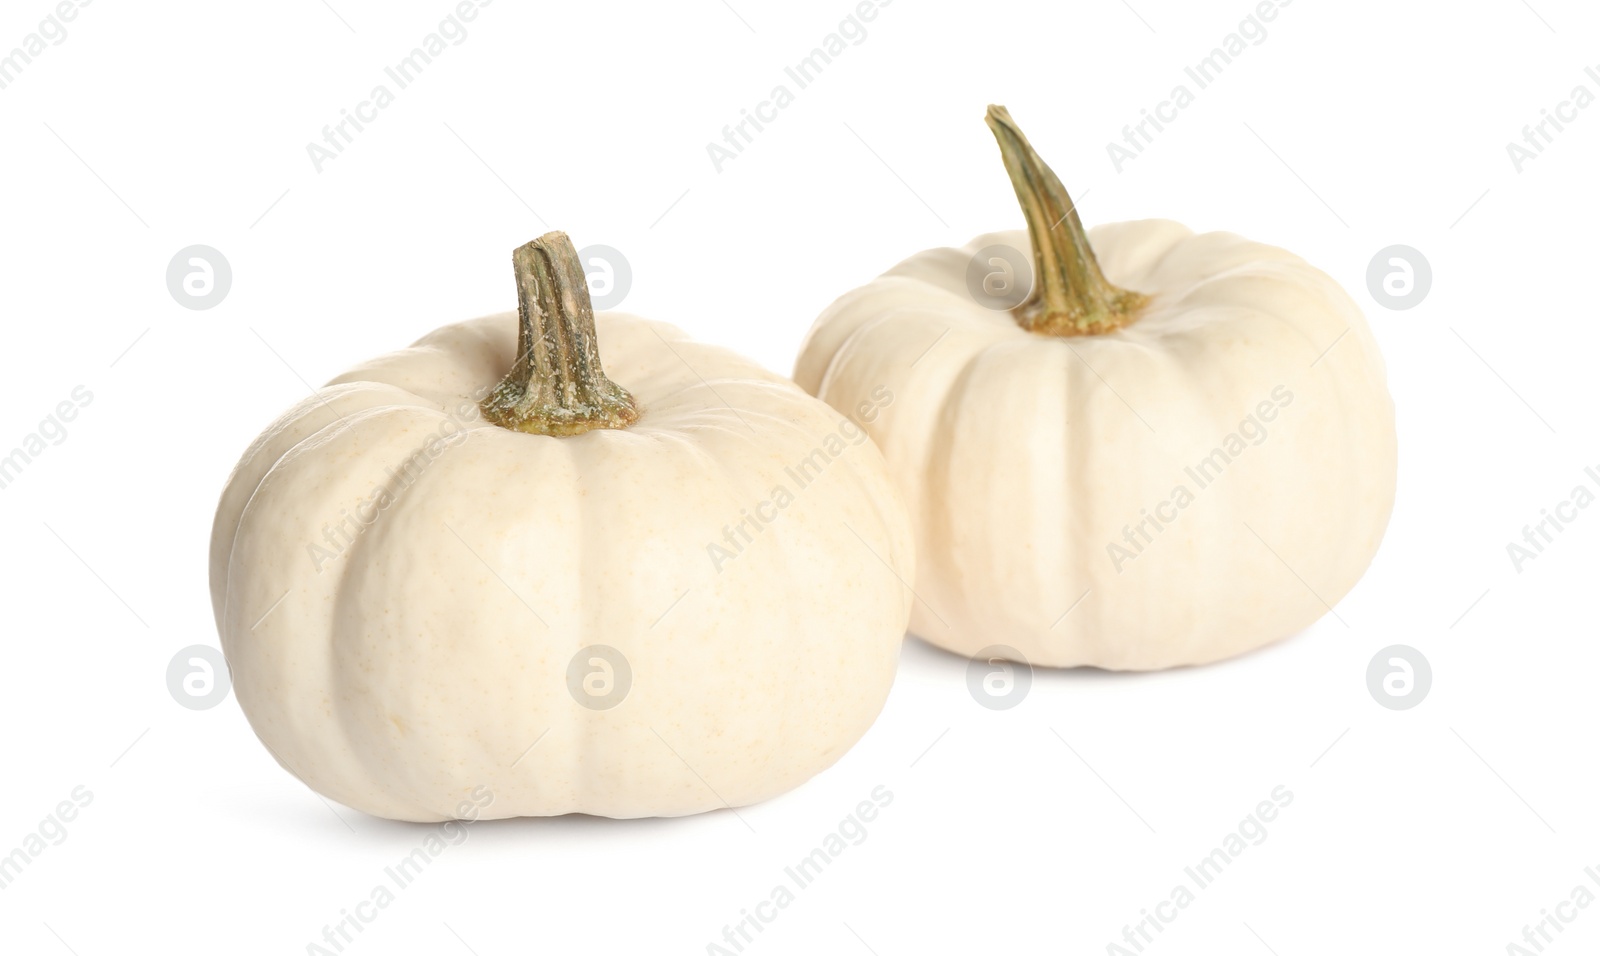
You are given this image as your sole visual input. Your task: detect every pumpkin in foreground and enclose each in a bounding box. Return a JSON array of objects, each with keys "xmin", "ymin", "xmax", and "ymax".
[
  {"xmin": 210, "ymin": 232, "xmax": 913, "ymax": 821},
  {"xmin": 795, "ymin": 106, "xmax": 1397, "ymax": 670}
]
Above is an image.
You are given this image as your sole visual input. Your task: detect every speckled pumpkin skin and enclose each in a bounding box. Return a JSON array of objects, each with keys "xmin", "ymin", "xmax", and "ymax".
[
  {"xmin": 211, "ymin": 312, "xmax": 913, "ymax": 821},
  {"xmin": 796, "ymin": 222, "xmax": 1397, "ymax": 670}
]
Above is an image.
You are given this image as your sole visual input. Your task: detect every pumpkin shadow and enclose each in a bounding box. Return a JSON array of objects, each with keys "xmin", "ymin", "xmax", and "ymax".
[
  {"xmin": 896, "ymin": 631, "xmax": 1151, "ymax": 683},
  {"xmin": 896, "ymin": 624, "xmax": 1311, "ymax": 684},
  {"xmin": 355, "ymin": 806, "xmax": 732, "ymax": 839}
]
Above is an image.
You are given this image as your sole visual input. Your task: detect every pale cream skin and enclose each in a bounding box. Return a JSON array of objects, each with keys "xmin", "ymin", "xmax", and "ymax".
[
  {"xmin": 796, "ymin": 222, "xmax": 1397, "ymax": 670},
  {"xmin": 210, "ymin": 313, "xmax": 913, "ymax": 821}
]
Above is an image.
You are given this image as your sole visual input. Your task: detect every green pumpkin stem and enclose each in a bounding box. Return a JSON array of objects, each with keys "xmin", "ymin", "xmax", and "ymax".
[
  {"xmin": 985, "ymin": 105, "xmax": 1147, "ymax": 336},
  {"xmin": 480, "ymin": 231, "xmax": 641, "ymax": 436}
]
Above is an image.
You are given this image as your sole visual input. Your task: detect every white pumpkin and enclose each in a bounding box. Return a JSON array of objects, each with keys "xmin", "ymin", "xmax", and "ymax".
[
  {"xmin": 210, "ymin": 232, "xmax": 913, "ymax": 821},
  {"xmin": 794, "ymin": 107, "xmax": 1396, "ymax": 670}
]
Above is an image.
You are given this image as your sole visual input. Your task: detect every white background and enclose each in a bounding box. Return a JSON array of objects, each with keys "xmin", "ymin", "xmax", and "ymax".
[{"xmin": 2, "ymin": 0, "xmax": 1598, "ymax": 953}]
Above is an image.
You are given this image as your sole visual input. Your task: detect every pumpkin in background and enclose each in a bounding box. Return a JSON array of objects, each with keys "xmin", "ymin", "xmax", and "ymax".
[{"xmin": 795, "ymin": 106, "xmax": 1396, "ymax": 670}]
